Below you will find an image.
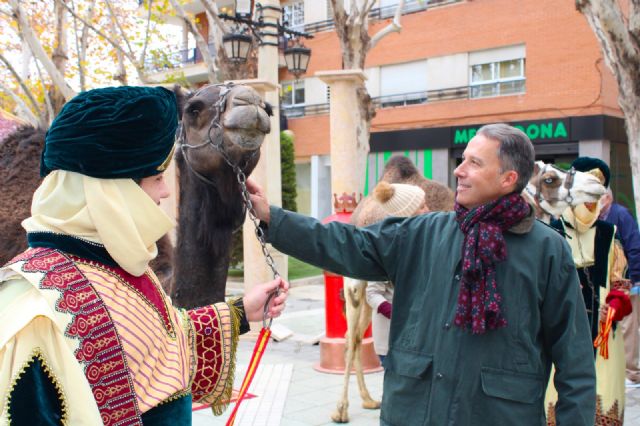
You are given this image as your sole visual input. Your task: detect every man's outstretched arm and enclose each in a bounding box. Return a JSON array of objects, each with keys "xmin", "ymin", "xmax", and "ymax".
[{"xmin": 246, "ymin": 179, "xmax": 403, "ymax": 282}]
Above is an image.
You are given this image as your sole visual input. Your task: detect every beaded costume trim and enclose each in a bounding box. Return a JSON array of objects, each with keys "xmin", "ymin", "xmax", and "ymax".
[{"xmin": 8, "ymin": 248, "xmax": 142, "ymax": 426}]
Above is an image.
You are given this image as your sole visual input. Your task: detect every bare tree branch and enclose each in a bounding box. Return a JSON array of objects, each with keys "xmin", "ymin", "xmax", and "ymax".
[
  {"xmin": 370, "ymin": 0, "xmax": 405, "ymax": 50},
  {"xmin": 0, "ymin": 53, "xmax": 44, "ymax": 124},
  {"xmin": 59, "ymin": 0, "xmax": 150, "ymax": 83},
  {"xmin": 34, "ymin": 60, "xmax": 55, "ymax": 125},
  {"xmin": 104, "ymin": 0, "xmax": 136, "ymax": 58},
  {"xmin": 8, "ymin": 0, "xmax": 76, "ymax": 101},
  {"xmin": 107, "ymin": 1, "xmax": 128, "ymax": 85},
  {"xmin": 199, "ymin": 0, "xmax": 229, "ymax": 34},
  {"xmin": 0, "ymin": 83, "xmax": 39, "ymax": 126},
  {"xmin": 168, "ymin": 0, "xmax": 217, "ymax": 82},
  {"xmin": 140, "ymin": 0, "xmax": 153, "ymax": 64},
  {"xmin": 363, "ymin": 0, "xmax": 378, "ymax": 16},
  {"xmin": 69, "ymin": 0, "xmax": 86, "ymax": 91}
]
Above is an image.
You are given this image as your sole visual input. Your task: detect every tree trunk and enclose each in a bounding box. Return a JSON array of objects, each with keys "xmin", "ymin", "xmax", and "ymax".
[
  {"xmin": 51, "ymin": 0, "xmax": 69, "ymax": 114},
  {"xmin": 623, "ymin": 110, "xmax": 640, "ymax": 216},
  {"xmin": 576, "ymin": 0, "xmax": 640, "ymax": 215}
]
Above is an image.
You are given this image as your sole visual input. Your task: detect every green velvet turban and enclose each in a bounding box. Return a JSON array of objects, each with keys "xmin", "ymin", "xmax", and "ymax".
[
  {"xmin": 41, "ymin": 86, "xmax": 178, "ymax": 179},
  {"xmin": 571, "ymin": 156, "xmax": 610, "ymax": 188}
]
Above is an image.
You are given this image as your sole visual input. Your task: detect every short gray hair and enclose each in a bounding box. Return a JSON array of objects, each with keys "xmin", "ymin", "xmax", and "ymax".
[{"xmin": 477, "ymin": 123, "xmax": 535, "ymax": 193}]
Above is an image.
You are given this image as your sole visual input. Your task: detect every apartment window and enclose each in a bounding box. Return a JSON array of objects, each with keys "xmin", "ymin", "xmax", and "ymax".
[
  {"xmin": 379, "ymin": 60, "xmax": 428, "ymax": 107},
  {"xmin": 282, "ymin": 80, "xmax": 305, "ymax": 106},
  {"xmin": 283, "ymin": 1, "xmax": 305, "ymax": 28},
  {"xmin": 470, "ymin": 58, "xmax": 525, "ymax": 98}
]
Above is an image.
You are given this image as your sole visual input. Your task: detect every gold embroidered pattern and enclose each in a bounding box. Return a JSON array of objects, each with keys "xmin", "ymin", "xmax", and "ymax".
[
  {"xmin": 5, "ymin": 347, "xmax": 69, "ymax": 425},
  {"xmin": 547, "ymin": 395, "xmax": 623, "ymax": 425}
]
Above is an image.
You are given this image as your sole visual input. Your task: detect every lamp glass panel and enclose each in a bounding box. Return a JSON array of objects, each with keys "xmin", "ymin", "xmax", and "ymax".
[
  {"xmin": 223, "ymin": 38, "xmax": 235, "ymax": 58},
  {"xmin": 239, "ymin": 39, "xmax": 252, "ymax": 59},
  {"xmin": 298, "ymin": 52, "xmax": 310, "ymax": 71}
]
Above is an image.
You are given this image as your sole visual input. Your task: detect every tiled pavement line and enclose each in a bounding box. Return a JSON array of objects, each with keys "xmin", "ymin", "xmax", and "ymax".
[
  {"xmin": 234, "ymin": 363, "xmax": 294, "ymax": 425},
  {"xmin": 193, "ymin": 363, "xmax": 293, "ymax": 426}
]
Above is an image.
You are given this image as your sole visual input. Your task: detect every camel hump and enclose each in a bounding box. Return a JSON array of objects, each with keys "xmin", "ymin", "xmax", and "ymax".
[{"xmin": 420, "ymin": 179, "xmax": 455, "ymax": 212}]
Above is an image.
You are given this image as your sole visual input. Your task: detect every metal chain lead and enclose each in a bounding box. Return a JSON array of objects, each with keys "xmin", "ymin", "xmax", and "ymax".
[{"xmin": 235, "ymin": 164, "xmax": 281, "ymax": 329}]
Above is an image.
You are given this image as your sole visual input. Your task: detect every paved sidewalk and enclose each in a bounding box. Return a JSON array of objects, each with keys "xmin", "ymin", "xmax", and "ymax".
[{"xmin": 194, "ymin": 281, "xmax": 640, "ymax": 425}]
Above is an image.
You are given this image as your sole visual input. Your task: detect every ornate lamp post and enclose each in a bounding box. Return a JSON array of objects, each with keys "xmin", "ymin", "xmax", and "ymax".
[{"xmin": 219, "ymin": 2, "xmax": 313, "ymax": 77}]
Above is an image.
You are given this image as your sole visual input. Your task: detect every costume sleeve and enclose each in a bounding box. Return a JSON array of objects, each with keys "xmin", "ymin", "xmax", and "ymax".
[
  {"xmin": 183, "ymin": 301, "xmax": 242, "ymax": 414},
  {"xmin": 0, "ymin": 278, "xmax": 101, "ymax": 425},
  {"xmin": 365, "ymin": 281, "xmax": 391, "ymax": 310},
  {"xmin": 613, "ymin": 204, "xmax": 640, "ymax": 283},
  {"xmin": 266, "ymin": 206, "xmax": 405, "ymax": 282},
  {"xmin": 609, "ymin": 238, "xmax": 631, "ymax": 291},
  {"xmin": 541, "ymin": 242, "xmax": 596, "ymax": 425}
]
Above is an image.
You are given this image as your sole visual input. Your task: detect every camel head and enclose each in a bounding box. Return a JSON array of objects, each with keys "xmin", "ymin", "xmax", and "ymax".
[
  {"xmin": 176, "ymin": 83, "xmax": 272, "ymax": 186},
  {"xmin": 524, "ymin": 160, "xmax": 605, "ymax": 218}
]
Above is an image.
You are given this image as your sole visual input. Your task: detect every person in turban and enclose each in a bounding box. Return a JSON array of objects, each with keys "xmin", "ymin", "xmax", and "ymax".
[
  {"xmin": 0, "ymin": 86, "xmax": 288, "ymax": 425},
  {"xmin": 545, "ymin": 157, "xmax": 632, "ymax": 425}
]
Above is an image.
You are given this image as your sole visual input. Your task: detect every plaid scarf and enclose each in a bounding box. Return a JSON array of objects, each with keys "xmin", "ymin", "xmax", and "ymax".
[{"xmin": 454, "ymin": 193, "xmax": 531, "ymax": 334}]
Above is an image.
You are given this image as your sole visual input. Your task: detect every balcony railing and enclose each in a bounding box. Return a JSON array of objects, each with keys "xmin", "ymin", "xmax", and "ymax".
[
  {"xmin": 144, "ymin": 43, "xmax": 217, "ymax": 73},
  {"xmin": 282, "ymin": 85, "xmax": 472, "ymax": 119},
  {"xmin": 302, "ymin": 0, "xmax": 463, "ymax": 34},
  {"xmin": 282, "ymin": 103, "xmax": 331, "ymax": 118}
]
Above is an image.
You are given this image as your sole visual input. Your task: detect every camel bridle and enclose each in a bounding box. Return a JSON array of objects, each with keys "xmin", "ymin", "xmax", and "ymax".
[
  {"xmin": 525, "ymin": 164, "xmax": 577, "ymax": 212},
  {"xmin": 175, "ymin": 82, "xmax": 259, "ymax": 187},
  {"xmin": 174, "ymin": 82, "xmax": 279, "ymax": 327}
]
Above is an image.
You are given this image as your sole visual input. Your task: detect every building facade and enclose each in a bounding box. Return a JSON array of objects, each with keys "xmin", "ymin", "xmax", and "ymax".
[{"xmin": 147, "ymin": 0, "xmax": 633, "ymax": 218}]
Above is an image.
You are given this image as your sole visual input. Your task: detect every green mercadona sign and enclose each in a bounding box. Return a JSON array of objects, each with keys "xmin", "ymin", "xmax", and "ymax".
[{"xmin": 452, "ymin": 118, "xmax": 571, "ymax": 145}]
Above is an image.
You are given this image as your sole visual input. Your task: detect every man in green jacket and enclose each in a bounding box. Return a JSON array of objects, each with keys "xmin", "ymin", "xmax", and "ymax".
[{"xmin": 247, "ymin": 123, "xmax": 595, "ymax": 425}]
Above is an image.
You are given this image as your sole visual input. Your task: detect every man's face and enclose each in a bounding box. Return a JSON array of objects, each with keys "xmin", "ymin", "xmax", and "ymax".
[
  {"xmin": 454, "ymin": 134, "xmax": 518, "ymax": 209},
  {"xmin": 139, "ymin": 173, "xmax": 170, "ymax": 205}
]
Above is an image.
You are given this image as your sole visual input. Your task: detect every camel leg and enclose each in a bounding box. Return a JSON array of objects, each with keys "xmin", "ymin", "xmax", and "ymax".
[
  {"xmin": 331, "ymin": 278, "xmax": 361, "ymax": 423},
  {"xmin": 351, "ymin": 283, "xmax": 380, "ymax": 411}
]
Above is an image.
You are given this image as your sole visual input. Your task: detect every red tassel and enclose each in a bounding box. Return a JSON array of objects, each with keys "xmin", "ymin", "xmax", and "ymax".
[{"xmin": 593, "ymin": 307, "xmax": 615, "ymax": 359}]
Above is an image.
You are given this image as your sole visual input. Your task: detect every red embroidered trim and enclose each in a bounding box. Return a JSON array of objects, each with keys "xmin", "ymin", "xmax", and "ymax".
[
  {"xmin": 188, "ymin": 306, "xmax": 226, "ymax": 401},
  {"xmin": 10, "ymin": 248, "xmax": 142, "ymax": 426}
]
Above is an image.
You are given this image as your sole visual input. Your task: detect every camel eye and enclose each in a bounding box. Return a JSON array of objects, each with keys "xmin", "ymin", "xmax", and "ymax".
[
  {"xmin": 186, "ymin": 100, "xmax": 204, "ymax": 116},
  {"xmin": 544, "ymin": 177, "xmax": 554, "ymax": 184}
]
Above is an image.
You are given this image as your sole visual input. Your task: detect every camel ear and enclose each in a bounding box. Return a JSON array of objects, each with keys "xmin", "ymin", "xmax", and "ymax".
[
  {"xmin": 172, "ymin": 85, "xmax": 192, "ymax": 119},
  {"xmin": 533, "ymin": 162, "xmax": 540, "ymax": 175}
]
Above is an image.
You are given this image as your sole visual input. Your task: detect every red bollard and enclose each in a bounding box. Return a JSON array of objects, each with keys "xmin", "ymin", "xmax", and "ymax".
[{"xmin": 313, "ymin": 199, "xmax": 382, "ymax": 374}]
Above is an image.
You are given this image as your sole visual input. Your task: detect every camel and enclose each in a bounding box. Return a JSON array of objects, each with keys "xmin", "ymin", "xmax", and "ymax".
[
  {"xmin": 331, "ymin": 156, "xmax": 455, "ymax": 423},
  {"xmin": 169, "ymin": 83, "xmax": 272, "ymax": 308},
  {"xmin": 0, "ymin": 83, "xmax": 272, "ymax": 310},
  {"xmin": 523, "ymin": 160, "xmax": 606, "ymax": 221},
  {"xmin": 331, "ymin": 157, "xmax": 606, "ymax": 423}
]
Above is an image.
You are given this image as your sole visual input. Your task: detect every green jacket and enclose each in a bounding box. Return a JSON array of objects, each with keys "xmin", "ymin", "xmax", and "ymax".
[{"xmin": 267, "ymin": 207, "xmax": 595, "ymax": 426}]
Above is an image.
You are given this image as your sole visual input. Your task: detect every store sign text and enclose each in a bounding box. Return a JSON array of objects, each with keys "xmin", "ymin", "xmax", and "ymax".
[{"xmin": 453, "ymin": 120, "xmax": 569, "ymax": 145}]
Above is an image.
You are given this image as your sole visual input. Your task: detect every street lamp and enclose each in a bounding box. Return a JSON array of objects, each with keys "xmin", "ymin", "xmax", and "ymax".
[
  {"xmin": 219, "ymin": 2, "xmax": 313, "ymax": 77},
  {"xmin": 284, "ymin": 41, "xmax": 311, "ymax": 80},
  {"xmin": 222, "ymin": 31, "xmax": 253, "ymax": 63}
]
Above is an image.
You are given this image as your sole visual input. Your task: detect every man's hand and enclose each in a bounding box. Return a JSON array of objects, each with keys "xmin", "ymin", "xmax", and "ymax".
[
  {"xmin": 246, "ymin": 179, "xmax": 271, "ymax": 224},
  {"xmin": 242, "ymin": 277, "xmax": 289, "ymax": 322}
]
